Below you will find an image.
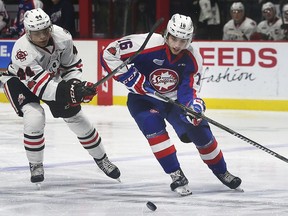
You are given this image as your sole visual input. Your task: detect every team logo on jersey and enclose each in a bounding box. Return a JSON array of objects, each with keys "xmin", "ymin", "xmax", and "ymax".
[
  {"xmin": 18, "ymin": 94, "xmax": 26, "ymax": 105},
  {"xmin": 153, "ymin": 59, "xmax": 165, "ymax": 66},
  {"xmin": 15, "ymin": 49, "xmax": 28, "ymax": 62},
  {"xmin": 107, "ymin": 47, "xmax": 117, "ymax": 55},
  {"xmin": 149, "ymin": 69, "xmax": 179, "ymax": 93},
  {"xmin": 149, "ymin": 109, "xmax": 159, "ymax": 114}
]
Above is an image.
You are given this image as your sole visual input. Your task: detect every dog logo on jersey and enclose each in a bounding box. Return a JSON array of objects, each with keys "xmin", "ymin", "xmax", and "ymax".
[
  {"xmin": 18, "ymin": 94, "xmax": 26, "ymax": 105},
  {"xmin": 107, "ymin": 47, "xmax": 117, "ymax": 56},
  {"xmin": 149, "ymin": 69, "xmax": 179, "ymax": 93},
  {"xmin": 15, "ymin": 49, "xmax": 28, "ymax": 62}
]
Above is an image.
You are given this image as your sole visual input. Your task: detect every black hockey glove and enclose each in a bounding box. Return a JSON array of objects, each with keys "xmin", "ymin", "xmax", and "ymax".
[{"xmin": 56, "ymin": 79, "xmax": 97, "ymax": 105}]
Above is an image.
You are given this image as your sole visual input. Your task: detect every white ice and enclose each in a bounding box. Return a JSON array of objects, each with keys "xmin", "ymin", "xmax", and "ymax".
[{"xmin": 0, "ymin": 103, "xmax": 287, "ymax": 216}]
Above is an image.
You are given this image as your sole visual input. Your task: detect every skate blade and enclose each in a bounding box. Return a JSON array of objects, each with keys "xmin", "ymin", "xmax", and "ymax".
[
  {"xmin": 35, "ymin": 183, "xmax": 42, "ymax": 190},
  {"xmin": 235, "ymin": 186, "xmax": 244, "ymax": 192},
  {"xmin": 174, "ymin": 185, "xmax": 192, "ymax": 196},
  {"xmin": 116, "ymin": 178, "xmax": 121, "ymax": 183}
]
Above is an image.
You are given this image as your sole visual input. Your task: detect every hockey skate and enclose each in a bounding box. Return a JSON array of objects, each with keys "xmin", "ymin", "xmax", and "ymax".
[
  {"xmin": 215, "ymin": 170, "xmax": 243, "ymax": 191},
  {"xmin": 94, "ymin": 154, "xmax": 121, "ymax": 181},
  {"xmin": 29, "ymin": 162, "xmax": 44, "ymax": 188},
  {"xmin": 170, "ymin": 168, "xmax": 192, "ymax": 196}
]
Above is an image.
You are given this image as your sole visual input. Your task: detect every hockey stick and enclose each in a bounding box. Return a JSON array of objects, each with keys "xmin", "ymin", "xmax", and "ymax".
[
  {"xmin": 145, "ymin": 87, "xmax": 288, "ymax": 163},
  {"xmin": 93, "ymin": 17, "xmax": 164, "ymax": 88}
]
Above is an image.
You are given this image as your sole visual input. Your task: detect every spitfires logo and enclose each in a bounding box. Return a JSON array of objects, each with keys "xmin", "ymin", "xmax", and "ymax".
[
  {"xmin": 15, "ymin": 49, "xmax": 28, "ymax": 62},
  {"xmin": 149, "ymin": 69, "xmax": 179, "ymax": 93}
]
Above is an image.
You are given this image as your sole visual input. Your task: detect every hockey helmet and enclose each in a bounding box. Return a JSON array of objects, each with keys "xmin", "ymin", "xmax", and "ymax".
[
  {"xmin": 230, "ymin": 2, "xmax": 245, "ymax": 12},
  {"xmin": 165, "ymin": 14, "xmax": 194, "ymax": 45},
  {"xmin": 262, "ymin": 2, "xmax": 275, "ymax": 11},
  {"xmin": 283, "ymin": 4, "xmax": 288, "ymax": 21},
  {"xmin": 24, "ymin": 8, "xmax": 51, "ymax": 33},
  {"xmin": 262, "ymin": 2, "xmax": 276, "ymax": 20},
  {"xmin": 283, "ymin": 4, "xmax": 288, "ymax": 14}
]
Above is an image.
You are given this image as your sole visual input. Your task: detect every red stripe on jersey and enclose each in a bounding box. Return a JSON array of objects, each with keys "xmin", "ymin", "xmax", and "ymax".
[
  {"xmin": 24, "ymin": 138, "xmax": 45, "ymax": 146},
  {"xmin": 80, "ymin": 133, "xmax": 99, "ymax": 145},
  {"xmin": 32, "ymin": 73, "xmax": 50, "ymax": 95},
  {"xmin": 154, "ymin": 145, "xmax": 176, "ymax": 159},
  {"xmin": 135, "ymin": 74, "xmax": 146, "ymax": 94},
  {"xmin": 202, "ymin": 151, "xmax": 223, "ymax": 165},
  {"xmin": 148, "ymin": 132, "xmax": 170, "ymax": 146},
  {"xmin": 198, "ymin": 139, "xmax": 218, "ymax": 155},
  {"xmin": 76, "ymin": 63, "xmax": 83, "ymax": 68}
]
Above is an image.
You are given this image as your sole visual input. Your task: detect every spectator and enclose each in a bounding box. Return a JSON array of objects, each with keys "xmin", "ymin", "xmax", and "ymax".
[
  {"xmin": 7, "ymin": 0, "xmax": 43, "ymax": 38},
  {"xmin": 47, "ymin": 0, "xmax": 76, "ymax": 38},
  {"xmin": 281, "ymin": 3, "xmax": 288, "ymax": 39},
  {"xmin": 195, "ymin": 0, "xmax": 222, "ymax": 40},
  {"xmin": 0, "ymin": 0, "xmax": 9, "ymax": 35},
  {"xmin": 251, "ymin": 2, "xmax": 284, "ymax": 40},
  {"xmin": 244, "ymin": 0, "xmax": 263, "ymax": 23},
  {"xmin": 133, "ymin": 0, "xmax": 154, "ymax": 34},
  {"xmin": 223, "ymin": 2, "xmax": 257, "ymax": 40}
]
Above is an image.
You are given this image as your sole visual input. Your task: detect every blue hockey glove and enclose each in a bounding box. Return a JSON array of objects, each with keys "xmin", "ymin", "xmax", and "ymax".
[
  {"xmin": 181, "ymin": 98, "xmax": 206, "ymax": 126},
  {"xmin": 117, "ymin": 67, "xmax": 148, "ymax": 95}
]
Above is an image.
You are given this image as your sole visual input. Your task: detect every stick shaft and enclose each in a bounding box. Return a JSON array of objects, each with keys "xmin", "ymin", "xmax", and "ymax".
[{"xmin": 149, "ymin": 90, "xmax": 288, "ymax": 163}]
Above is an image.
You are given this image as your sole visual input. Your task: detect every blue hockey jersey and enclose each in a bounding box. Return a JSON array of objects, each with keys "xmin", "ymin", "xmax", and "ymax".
[{"xmin": 101, "ymin": 33, "xmax": 203, "ymax": 106}]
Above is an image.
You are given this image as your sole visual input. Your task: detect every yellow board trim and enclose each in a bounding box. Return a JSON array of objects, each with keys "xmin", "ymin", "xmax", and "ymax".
[
  {"xmin": 112, "ymin": 96, "xmax": 288, "ymax": 111},
  {"xmin": 1, "ymin": 93, "xmax": 288, "ymax": 111}
]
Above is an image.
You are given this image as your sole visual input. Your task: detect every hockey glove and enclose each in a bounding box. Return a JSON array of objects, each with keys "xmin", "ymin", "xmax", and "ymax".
[
  {"xmin": 117, "ymin": 67, "xmax": 148, "ymax": 95},
  {"xmin": 181, "ymin": 98, "xmax": 206, "ymax": 126},
  {"xmin": 56, "ymin": 79, "xmax": 97, "ymax": 105}
]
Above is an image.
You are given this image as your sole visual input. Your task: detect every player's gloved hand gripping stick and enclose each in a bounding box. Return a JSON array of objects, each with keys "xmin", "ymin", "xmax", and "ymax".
[{"xmin": 145, "ymin": 86, "xmax": 288, "ymax": 163}]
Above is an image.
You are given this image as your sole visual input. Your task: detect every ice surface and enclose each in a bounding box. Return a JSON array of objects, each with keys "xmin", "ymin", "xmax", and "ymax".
[{"xmin": 0, "ymin": 103, "xmax": 287, "ymax": 216}]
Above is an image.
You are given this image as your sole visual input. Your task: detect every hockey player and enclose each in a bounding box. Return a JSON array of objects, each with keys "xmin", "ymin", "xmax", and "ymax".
[
  {"xmin": 223, "ymin": 2, "xmax": 257, "ymax": 40},
  {"xmin": 0, "ymin": 8, "xmax": 120, "ymax": 184},
  {"xmin": 101, "ymin": 13, "xmax": 242, "ymax": 196},
  {"xmin": 251, "ymin": 2, "xmax": 284, "ymax": 40}
]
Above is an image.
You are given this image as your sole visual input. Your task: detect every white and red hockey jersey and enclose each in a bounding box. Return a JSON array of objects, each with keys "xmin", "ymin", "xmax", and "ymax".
[
  {"xmin": 256, "ymin": 18, "xmax": 284, "ymax": 40},
  {"xmin": 223, "ymin": 17, "xmax": 257, "ymax": 40},
  {"xmin": 2, "ymin": 25, "xmax": 83, "ymax": 101}
]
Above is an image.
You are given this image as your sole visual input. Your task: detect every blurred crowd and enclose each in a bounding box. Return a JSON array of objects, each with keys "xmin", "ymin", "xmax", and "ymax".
[
  {"xmin": 0, "ymin": 0, "xmax": 75, "ymax": 38},
  {"xmin": 1, "ymin": 0, "xmax": 288, "ymax": 40}
]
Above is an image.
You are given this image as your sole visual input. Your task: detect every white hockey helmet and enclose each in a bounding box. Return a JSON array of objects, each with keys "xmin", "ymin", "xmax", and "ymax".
[
  {"xmin": 165, "ymin": 14, "xmax": 194, "ymax": 44},
  {"xmin": 230, "ymin": 2, "xmax": 245, "ymax": 11},
  {"xmin": 283, "ymin": 4, "xmax": 288, "ymax": 13},
  {"xmin": 283, "ymin": 4, "xmax": 288, "ymax": 21},
  {"xmin": 262, "ymin": 2, "xmax": 275, "ymax": 12},
  {"xmin": 24, "ymin": 8, "xmax": 51, "ymax": 33}
]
